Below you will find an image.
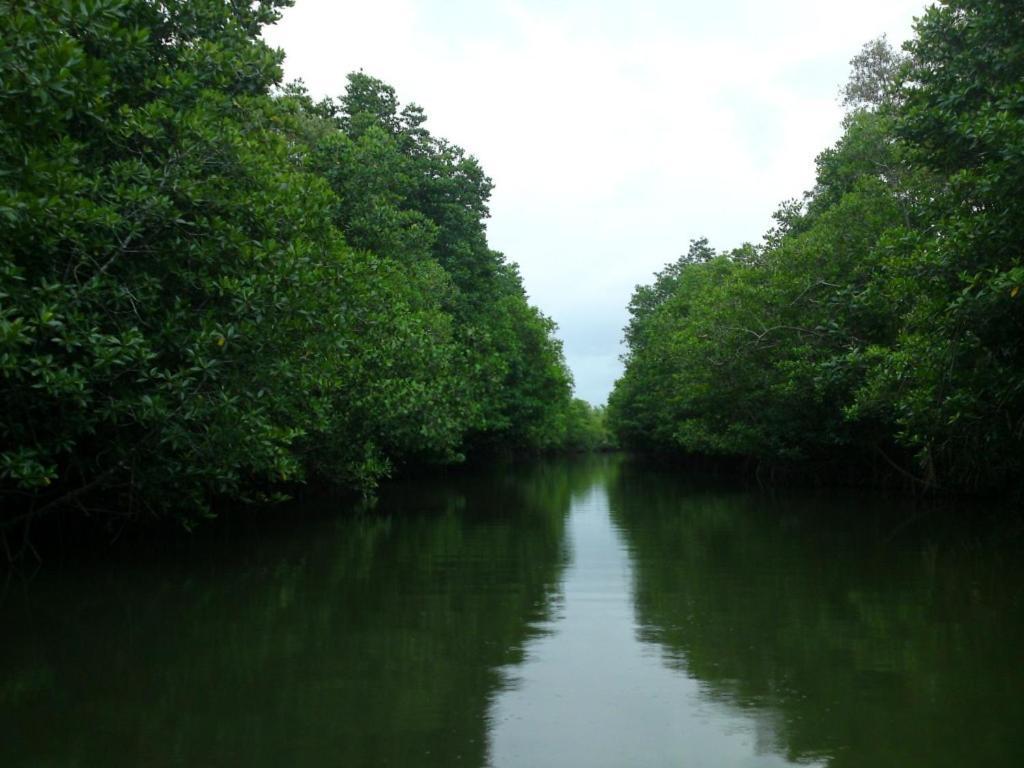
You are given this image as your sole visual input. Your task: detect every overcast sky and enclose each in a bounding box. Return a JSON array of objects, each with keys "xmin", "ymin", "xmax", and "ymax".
[{"xmin": 264, "ymin": 0, "xmax": 932, "ymax": 405}]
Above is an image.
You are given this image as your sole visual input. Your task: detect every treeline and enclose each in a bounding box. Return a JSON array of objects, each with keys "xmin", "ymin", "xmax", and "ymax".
[
  {"xmin": 0, "ymin": 0, "xmax": 589, "ymax": 533},
  {"xmin": 559, "ymin": 400, "xmax": 616, "ymax": 453},
  {"xmin": 609, "ymin": 0, "xmax": 1023, "ymax": 494}
]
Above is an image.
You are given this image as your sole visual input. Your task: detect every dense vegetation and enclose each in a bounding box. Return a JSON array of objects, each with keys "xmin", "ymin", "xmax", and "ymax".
[
  {"xmin": 0, "ymin": 0, "xmax": 591, "ymax": 537},
  {"xmin": 557, "ymin": 399, "xmax": 615, "ymax": 453},
  {"xmin": 609, "ymin": 0, "xmax": 1024, "ymax": 495}
]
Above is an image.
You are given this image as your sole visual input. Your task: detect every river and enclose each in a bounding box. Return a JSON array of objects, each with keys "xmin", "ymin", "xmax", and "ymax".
[{"xmin": 2, "ymin": 456, "xmax": 1022, "ymax": 766}]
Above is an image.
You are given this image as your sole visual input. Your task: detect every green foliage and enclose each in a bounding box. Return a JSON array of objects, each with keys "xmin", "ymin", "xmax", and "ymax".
[
  {"xmin": 294, "ymin": 73, "xmax": 576, "ymax": 454},
  {"xmin": 610, "ymin": 2, "xmax": 1024, "ymax": 494},
  {"xmin": 860, "ymin": 0, "xmax": 1024, "ymax": 490},
  {"xmin": 0, "ymin": 0, "xmax": 576, "ymax": 530},
  {"xmin": 550, "ymin": 399, "xmax": 616, "ymax": 453}
]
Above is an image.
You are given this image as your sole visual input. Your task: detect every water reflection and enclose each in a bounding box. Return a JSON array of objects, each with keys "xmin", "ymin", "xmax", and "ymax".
[
  {"xmin": 0, "ymin": 460, "xmax": 602, "ymax": 768},
  {"xmin": 487, "ymin": 464, "xmax": 816, "ymax": 768},
  {"xmin": 2, "ymin": 457, "xmax": 1022, "ymax": 767},
  {"xmin": 607, "ymin": 462, "xmax": 1024, "ymax": 768}
]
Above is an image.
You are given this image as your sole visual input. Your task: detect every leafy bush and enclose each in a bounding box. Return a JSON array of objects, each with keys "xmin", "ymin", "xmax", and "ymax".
[{"xmin": 0, "ymin": 0, "xmax": 577, "ymax": 533}]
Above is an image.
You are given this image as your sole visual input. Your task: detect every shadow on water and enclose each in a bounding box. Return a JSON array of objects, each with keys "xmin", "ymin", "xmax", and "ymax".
[
  {"xmin": 0, "ymin": 457, "xmax": 608, "ymax": 768},
  {"xmin": 607, "ymin": 460, "xmax": 1024, "ymax": 768}
]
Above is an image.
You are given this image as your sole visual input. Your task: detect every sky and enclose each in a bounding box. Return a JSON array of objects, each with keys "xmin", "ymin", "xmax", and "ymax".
[{"xmin": 263, "ymin": 0, "xmax": 933, "ymax": 405}]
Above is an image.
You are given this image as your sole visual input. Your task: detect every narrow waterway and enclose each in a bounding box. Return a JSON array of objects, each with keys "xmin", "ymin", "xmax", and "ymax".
[
  {"xmin": 488, "ymin": 481, "xmax": 810, "ymax": 768},
  {"xmin": 1, "ymin": 457, "xmax": 1022, "ymax": 767}
]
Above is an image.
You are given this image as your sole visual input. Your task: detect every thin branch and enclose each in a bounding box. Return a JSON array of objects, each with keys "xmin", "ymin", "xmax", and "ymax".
[
  {"xmin": 1, "ymin": 463, "xmax": 126, "ymax": 531},
  {"xmin": 873, "ymin": 444, "xmax": 937, "ymax": 492}
]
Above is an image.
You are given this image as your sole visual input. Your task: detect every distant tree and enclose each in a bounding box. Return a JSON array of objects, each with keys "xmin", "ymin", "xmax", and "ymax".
[{"xmin": 841, "ymin": 35, "xmax": 906, "ymax": 112}]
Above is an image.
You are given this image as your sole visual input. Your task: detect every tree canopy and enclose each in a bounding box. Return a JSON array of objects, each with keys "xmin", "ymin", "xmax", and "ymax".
[
  {"xmin": 0, "ymin": 0, "xmax": 586, "ymax": 535},
  {"xmin": 609, "ymin": 0, "xmax": 1024, "ymax": 494}
]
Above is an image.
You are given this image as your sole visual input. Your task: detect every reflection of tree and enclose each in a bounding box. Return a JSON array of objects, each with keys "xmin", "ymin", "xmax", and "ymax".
[
  {"xmin": 608, "ymin": 462, "xmax": 1024, "ymax": 768},
  {"xmin": 0, "ymin": 458, "xmax": 611, "ymax": 768}
]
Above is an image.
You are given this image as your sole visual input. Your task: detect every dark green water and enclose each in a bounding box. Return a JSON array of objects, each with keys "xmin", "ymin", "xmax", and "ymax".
[{"xmin": 2, "ymin": 457, "xmax": 1023, "ymax": 767}]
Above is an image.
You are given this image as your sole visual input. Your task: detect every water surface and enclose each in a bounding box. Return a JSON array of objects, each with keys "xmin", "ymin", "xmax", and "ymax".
[{"xmin": 2, "ymin": 457, "xmax": 1022, "ymax": 766}]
